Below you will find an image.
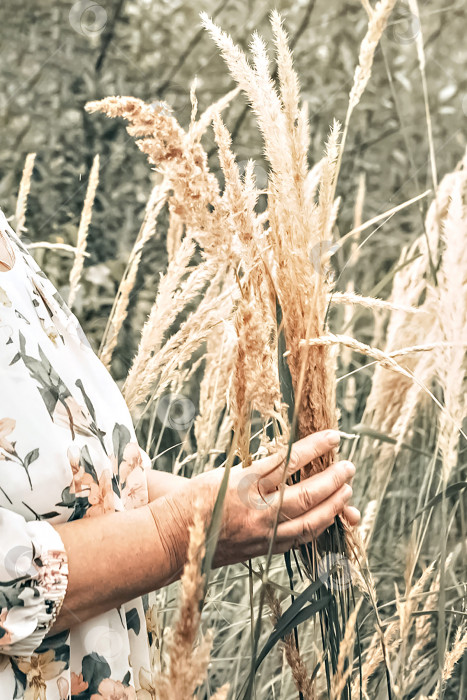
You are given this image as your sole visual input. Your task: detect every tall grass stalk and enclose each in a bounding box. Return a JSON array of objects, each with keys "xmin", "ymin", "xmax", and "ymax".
[
  {"xmin": 15, "ymin": 152, "xmax": 36, "ymax": 237},
  {"xmin": 99, "ymin": 179, "xmax": 169, "ymax": 369},
  {"xmin": 68, "ymin": 154, "xmax": 100, "ymax": 307}
]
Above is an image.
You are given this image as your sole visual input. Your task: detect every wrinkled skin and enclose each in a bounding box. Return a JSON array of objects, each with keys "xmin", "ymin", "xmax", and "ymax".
[{"xmin": 149, "ymin": 430, "xmax": 360, "ymax": 572}]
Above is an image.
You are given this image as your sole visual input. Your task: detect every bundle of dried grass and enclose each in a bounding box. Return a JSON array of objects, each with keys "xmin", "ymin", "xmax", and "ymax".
[
  {"xmin": 200, "ymin": 10, "xmax": 394, "ymax": 695},
  {"xmin": 202, "ymin": 11, "xmax": 338, "ymax": 482}
]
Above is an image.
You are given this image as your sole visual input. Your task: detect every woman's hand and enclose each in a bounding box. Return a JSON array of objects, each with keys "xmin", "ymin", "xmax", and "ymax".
[
  {"xmin": 149, "ymin": 430, "xmax": 360, "ymax": 571},
  {"xmin": 50, "ymin": 430, "xmax": 359, "ymax": 635}
]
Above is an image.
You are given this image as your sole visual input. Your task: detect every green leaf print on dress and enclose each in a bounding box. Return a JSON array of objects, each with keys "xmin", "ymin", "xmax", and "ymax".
[
  {"xmin": 17, "ymin": 331, "xmax": 73, "ymax": 429},
  {"xmin": 0, "ymin": 417, "xmax": 39, "ymax": 490},
  {"xmin": 16, "ymin": 331, "xmax": 108, "ymax": 452}
]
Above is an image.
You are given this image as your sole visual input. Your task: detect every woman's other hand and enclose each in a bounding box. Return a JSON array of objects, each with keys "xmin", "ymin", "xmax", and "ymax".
[{"xmin": 148, "ymin": 429, "xmax": 360, "ymax": 571}]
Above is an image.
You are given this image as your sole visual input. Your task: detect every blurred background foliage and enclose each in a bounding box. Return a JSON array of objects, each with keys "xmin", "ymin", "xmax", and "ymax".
[{"xmin": 0, "ymin": 0, "xmax": 466, "ymax": 384}]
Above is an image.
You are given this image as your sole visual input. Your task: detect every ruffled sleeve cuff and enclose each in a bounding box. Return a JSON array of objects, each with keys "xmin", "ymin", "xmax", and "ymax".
[{"xmin": 0, "ymin": 516, "xmax": 68, "ymax": 658}]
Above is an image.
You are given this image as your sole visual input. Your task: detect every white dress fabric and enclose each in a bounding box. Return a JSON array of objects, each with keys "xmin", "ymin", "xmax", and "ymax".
[{"xmin": 0, "ymin": 211, "xmax": 153, "ymax": 699}]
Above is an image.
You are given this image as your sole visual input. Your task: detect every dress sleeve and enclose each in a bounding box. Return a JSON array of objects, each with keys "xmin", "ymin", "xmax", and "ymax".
[
  {"xmin": 140, "ymin": 446, "xmax": 153, "ymax": 481},
  {"xmin": 0, "ymin": 508, "xmax": 68, "ymax": 657}
]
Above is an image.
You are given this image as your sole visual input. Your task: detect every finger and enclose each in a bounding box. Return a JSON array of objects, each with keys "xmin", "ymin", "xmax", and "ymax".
[
  {"xmin": 342, "ymin": 505, "xmax": 360, "ymax": 526},
  {"xmin": 254, "ymin": 429, "xmax": 341, "ymax": 488},
  {"xmin": 271, "ymin": 505, "xmax": 361, "ymax": 555},
  {"xmin": 278, "ymin": 461, "xmax": 355, "ymax": 521},
  {"xmin": 275, "ymin": 483, "xmax": 353, "ymax": 544}
]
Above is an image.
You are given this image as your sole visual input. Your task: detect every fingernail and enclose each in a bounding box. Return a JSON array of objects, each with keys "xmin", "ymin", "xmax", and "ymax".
[
  {"xmin": 326, "ymin": 430, "xmax": 340, "ymax": 446},
  {"xmin": 344, "ymin": 461, "xmax": 355, "ymax": 477},
  {"xmin": 343, "ymin": 484, "xmax": 352, "ymax": 498}
]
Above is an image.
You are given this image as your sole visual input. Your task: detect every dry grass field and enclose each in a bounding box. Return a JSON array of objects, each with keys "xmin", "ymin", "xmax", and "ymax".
[{"xmin": 3, "ymin": 1, "xmax": 467, "ymax": 698}]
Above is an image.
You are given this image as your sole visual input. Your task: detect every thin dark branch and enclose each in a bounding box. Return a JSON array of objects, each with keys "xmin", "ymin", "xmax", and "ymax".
[
  {"xmin": 157, "ymin": 0, "xmax": 231, "ymax": 96},
  {"xmin": 95, "ymin": 0, "xmax": 126, "ymax": 74},
  {"xmin": 289, "ymin": 0, "xmax": 317, "ymax": 51}
]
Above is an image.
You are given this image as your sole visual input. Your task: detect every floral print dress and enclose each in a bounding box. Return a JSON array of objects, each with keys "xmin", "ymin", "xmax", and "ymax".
[{"xmin": 0, "ymin": 210, "xmax": 154, "ymax": 699}]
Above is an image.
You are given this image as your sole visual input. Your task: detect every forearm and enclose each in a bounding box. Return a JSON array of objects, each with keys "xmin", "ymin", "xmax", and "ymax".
[
  {"xmin": 145, "ymin": 466, "xmax": 188, "ymax": 502},
  {"xmin": 49, "ymin": 498, "xmax": 190, "ymax": 636}
]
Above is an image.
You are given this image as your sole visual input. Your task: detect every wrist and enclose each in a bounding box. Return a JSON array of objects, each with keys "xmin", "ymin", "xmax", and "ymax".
[{"xmin": 146, "ymin": 489, "xmax": 194, "ymax": 583}]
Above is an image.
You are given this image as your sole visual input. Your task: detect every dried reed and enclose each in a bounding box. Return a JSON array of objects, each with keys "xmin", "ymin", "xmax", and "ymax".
[
  {"xmin": 68, "ymin": 154, "xmax": 100, "ymax": 307},
  {"xmin": 155, "ymin": 500, "xmax": 227, "ymax": 699},
  {"xmin": 15, "ymin": 152, "xmax": 36, "ymax": 236},
  {"xmin": 330, "ymin": 601, "xmax": 362, "ymax": 700},
  {"xmin": 357, "ymin": 151, "xmax": 467, "ymax": 514},
  {"xmin": 99, "ymin": 179, "xmax": 169, "ymax": 369},
  {"xmin": 264, "ymin": 585, "xmax": 316, "ymax": 700},
  {"xmin": 435, "ymin": 150, "xmax": 467, "ymax": 481},
  {"xmin": 349, "ymin": 0, "xmax": 398, "ymax": 112},
  {"xmin": 330, "ymin": 0, "xmax": 397, "ymax": 209},
  {"xmin": 340, "ymin": 174, "xmax": 365, "ymax": 416},
  {"xmin": 194, "ymin": 321, "xmax": 236, "ymax": 468}
]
